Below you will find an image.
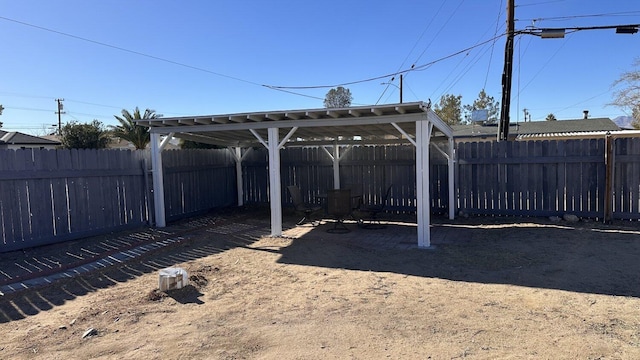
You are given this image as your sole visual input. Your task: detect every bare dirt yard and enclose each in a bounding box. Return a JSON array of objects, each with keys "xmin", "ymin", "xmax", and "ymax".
[{"xmin": 1, "ymin": 208, "xmax": 640, "ymax": 359}]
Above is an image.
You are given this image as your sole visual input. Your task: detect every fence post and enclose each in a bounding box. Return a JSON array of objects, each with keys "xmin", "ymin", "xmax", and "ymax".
[
  {"xmin": 604, "ymin": 134, "xmax": 614, "ymax": 222},
  {"xmin": 150, "ymin": 133, "xmax": 166, "ymax": 227}
]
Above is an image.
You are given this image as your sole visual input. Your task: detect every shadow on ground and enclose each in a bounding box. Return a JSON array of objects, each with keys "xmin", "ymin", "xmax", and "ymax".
[
  {"xmin": 2, "ymin": 209, "xmax": 640, "ymax": 324},
  {"xmin": 0, "ymin": 207, "xmax": 270, "ymax": 324},
  {"xmin": 275, "ymin": 217, "xmax": 640, "ymax": 298}
]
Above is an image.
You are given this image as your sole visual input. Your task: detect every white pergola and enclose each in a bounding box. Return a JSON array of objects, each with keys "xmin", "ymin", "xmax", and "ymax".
[{"xmin": 137, "ymin": 101, "xmax": 455, "ymax": 248}]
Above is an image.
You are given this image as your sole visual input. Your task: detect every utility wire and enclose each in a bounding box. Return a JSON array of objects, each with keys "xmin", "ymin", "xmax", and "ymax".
[
  {"xmin": 3, "ymin": 106, "xmax": 51, "ymax": 112},
  {"xmin": 412, "ymin": 0, "xmax": 467, "ymax": 67},
  {"xmin": 515, "ymin": 0, "xmax": 566, "ymax": 8},
  {"xmin": 484, "ymin": 0, "xmax": 505, "ymax": 89},
  {"xmin": 0, "ymin": 16, "xmax": 264, "ymax": 88},
  {"xmin": 1, "ymin": 14, "xmax": 503, "ymax": 105},
  {"xmin": 375, "ymin": 1, "xmax": 448, "ymax": 105},
  {"xmin": 0, "ymin": 16, "xmax": 319, "ymax": 102},
  {"xmin": 520, "ymin": 11, "xmax": 640, "ymax": 23},
  {"xmin": 269, "ymin": 34, "xmax": 505, "ymax": 90},
  {"xmin": 517, "ymin": 34, "xmax": 570, "ymax": 96}
]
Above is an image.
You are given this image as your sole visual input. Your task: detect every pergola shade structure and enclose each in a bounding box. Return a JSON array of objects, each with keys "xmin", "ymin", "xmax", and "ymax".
[{"xmin": 137, "ymin": 101, "xmax": 455, "ymax": 248}]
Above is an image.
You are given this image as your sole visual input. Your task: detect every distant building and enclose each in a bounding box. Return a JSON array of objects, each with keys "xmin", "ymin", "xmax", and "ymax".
[
  {"xmin": 449, "ymin": 117, "xmax": 622, "ymax": 143},
  {"xmin": 0, "ymin": 130, "xmax": 61, "ymax": 150}
]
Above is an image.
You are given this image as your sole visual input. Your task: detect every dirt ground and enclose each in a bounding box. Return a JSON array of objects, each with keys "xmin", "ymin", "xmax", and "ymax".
[{"xmin": 1, "ymin": 210, "xmax": 640, "ymax": 359}]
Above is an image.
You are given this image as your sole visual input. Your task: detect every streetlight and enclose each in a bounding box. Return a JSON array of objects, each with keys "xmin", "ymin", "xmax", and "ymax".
[{"xmin": 380, "ymin": 74, "xmax": 403, "ymax": 104}]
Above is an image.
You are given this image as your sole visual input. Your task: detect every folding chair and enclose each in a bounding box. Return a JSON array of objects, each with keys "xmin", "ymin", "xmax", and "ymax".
[{"xmin": 287, "ymin": 185, "xmax": 322, "ymax": 226}]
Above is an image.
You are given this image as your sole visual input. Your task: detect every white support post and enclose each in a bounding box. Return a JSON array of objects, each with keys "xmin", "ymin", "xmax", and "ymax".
[
  {"xmin": 333, "ymin": 141, "xmax": 340, "ymax": 189},
  {"xmin": 150, "ymin": 133, "xmax": 166, "ymax": 227},
  {"xmin": 448, "ymin": 137, "xmax": 456, "ymax": 220},
  {"xmin": 232, "ymin": 147, "xmax": 244, "ymax": 206},
  {"xmin": 415, "ymin": 121, "xmax": 433, "ymax": 248},
  {"xmin": 267, "ymin": 128, "xmax": 283, "ymax": 237}
]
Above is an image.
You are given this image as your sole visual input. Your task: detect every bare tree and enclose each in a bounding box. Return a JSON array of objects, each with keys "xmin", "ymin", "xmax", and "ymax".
[{"xmin": 611, "ymin": 58, "xmax": 640, "ymax": 129}]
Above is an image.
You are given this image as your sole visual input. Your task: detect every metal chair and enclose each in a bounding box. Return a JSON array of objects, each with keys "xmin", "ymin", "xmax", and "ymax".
[
  {"xmin": 287, "ymin": 185, "xmax": 322, "ymax": 226},
  {"xmin": 358, "ymin": 184, "xmax": 392, "ymax": 229},
  {"xmin": 326, "ymin": 189, "xmax": 351, "ymax": 233},
  {"xmin": 343, "ymin": 183, "xmax": 363, "ymax": 213}
]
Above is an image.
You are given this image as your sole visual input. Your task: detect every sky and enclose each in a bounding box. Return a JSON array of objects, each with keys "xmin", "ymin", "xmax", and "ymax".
[{"xmin": 1, "ymin": 0, "xmax": 639, "ymax": 135}]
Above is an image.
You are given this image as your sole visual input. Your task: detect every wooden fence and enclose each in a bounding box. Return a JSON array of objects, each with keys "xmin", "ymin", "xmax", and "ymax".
[
  {"xmin": 1, "ymin": 137, "xmax": 639, "ymax": 252},
  {"xmin": 162, "ymin": 149, "xmax": 237, "ymax": 221},
  {"xmin": 0, "ymin": 149, "xmax": 149, "ymax": 252},
  {"xmin": 455, "ymin": 138, "xmax": 640, "ymax": 220},
  {"xmin": 0, "ymin": 149, "xmax": 237, "ymax": 253}
]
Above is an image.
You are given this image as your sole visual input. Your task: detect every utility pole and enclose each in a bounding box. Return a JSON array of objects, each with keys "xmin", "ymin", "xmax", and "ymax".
[
  {"xmin": 55, "ymin": 98, "xmax": 65, "ymax": 133},
  {"xmin": 399, "ymin": 74, "xmax": 403, "ymax": 104},
  {"xmin": 498, "ymin": 0, "xmax": 515, "ymax": 141}
]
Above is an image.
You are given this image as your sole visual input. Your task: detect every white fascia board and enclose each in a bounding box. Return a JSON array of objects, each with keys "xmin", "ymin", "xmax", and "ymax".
[
  {"xmin": 427, "ymin": 110, "xmax": 454, "ymax": 138},
  {"xmin": 149, "ymin": 112, "xmax": 429, "ymax": 134}
]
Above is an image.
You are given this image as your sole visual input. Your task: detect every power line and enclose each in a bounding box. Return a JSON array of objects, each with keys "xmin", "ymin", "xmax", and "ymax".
[
  {"xmin": 484, "ymin": 0, "xmax": 505, "ymax": 89},
  {"xmin": 520, "ymin": 10, "xmax": 640, "ymax": 23},
  {"xmin": 515, "ymin": 0, "xmax": 566, "ymax": 8},
  {"xmin": 0, "ymin": 16, "xmax": 264, "ymax": 88},
  {"xmin": 3, "ymin": 106, "xmax": 51, "ymax": 112},
  {"xmin": 517, "ymin": 35, "xmax": 570, "ymax": 96},
  {"xmin": 1, "ymin": 14, "xmax": 508, "ymax": 105},
  {"xmin": 65, "ymin": 99, "xmax": 124, "ymax": 110},
  {"xmin": 269, "ymin": 34, "xmax": 505, "ymax": 90},
  {"xmin": 375, "ymin": 1, "xmax": 447, "ymax": 105}
]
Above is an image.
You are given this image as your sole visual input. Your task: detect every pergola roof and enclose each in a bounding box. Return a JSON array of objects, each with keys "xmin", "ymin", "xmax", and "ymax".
[
  {"xmin": 137, "ymin": 102, "xmax": 453, "ymax": 147},
  {"xmin": 142, "ymin": 101, "xmax": 455, "ymax": 248}
]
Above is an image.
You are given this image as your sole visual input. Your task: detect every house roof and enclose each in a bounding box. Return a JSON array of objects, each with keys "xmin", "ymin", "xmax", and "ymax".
[
  {"xmin": 0, "ymin": 130, "xmax": 61, "ymax": 145},
  {"xmin": 451, "ymin": 118, "xmax": 621, "ymax": 140},
  {"xmin": 135, "ymin": 102, "xmax": 454, "ymax": 147}
]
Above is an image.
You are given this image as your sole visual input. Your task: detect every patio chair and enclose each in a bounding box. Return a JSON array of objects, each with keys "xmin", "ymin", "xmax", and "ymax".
[
  {"xmin": 287, "ymin": 185, "xmax": 322, "ymax": 226},
  {"xmin": 358, "ymin": 184, "xmax": 392, "ymax": 229},
  {"xmin": 326, "ymin": 189, "xmax": 352, "ymax": 233},
  {"xmin": 343, "ymin": 183, "xmax": 363, "ymax": 213}
]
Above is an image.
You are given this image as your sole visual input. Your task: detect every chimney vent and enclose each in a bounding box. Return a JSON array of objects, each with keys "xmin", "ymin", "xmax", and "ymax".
[{"xmin": 583, "ymin": 110, "xmax": 589, "ymax": 119}]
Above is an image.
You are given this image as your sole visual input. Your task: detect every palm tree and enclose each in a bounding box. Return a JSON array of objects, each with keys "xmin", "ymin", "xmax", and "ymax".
[{"xmin": 111, "ymin": 107, "xmax": 158, "ymax": 149}]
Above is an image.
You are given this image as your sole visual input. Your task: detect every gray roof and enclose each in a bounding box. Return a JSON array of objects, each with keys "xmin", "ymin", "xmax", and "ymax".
[
  {"xmin": 451, "ymin": 118, "xmax": 621, "ymax": 140},
  {"xmin": 0, "ymin": 130, "xmax": 61, "ymax": 145}
]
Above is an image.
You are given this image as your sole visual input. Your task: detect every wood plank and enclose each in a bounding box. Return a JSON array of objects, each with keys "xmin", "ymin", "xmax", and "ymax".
[{"xmin": 533, "ymin": 141, "xmax": 543, "ymax": 212}]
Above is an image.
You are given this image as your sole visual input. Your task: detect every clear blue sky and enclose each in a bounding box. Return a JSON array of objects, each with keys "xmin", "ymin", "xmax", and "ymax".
[{"xmin": 1, "ymin": 0, "xmax": 639, "ymax": 135}]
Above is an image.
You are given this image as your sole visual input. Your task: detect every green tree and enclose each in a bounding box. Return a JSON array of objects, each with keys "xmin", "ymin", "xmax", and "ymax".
[
  {"xmin": 545, "ymin": 113, "xmax": 557, "ymax": 121},
  {"xmin": 433, "ymin": 94, "xmax": 463, "ymax": 125},
  {"xmin": 463, "ymin": 89, "xmax": 499, "ymax": 124},
  {"xmin": 111, "ymin": 107, "xmax": 159, "ymax": 149},
  {"xmin": 323, "ymin": 86, "xmax": 352, "ymax": 108},
  {"xmin": 60, "ymin": 120, "xmax": 110, "ymax": 149},
  {"xmin": 611, "ymin": 58, "xmax": 640, "ymax": 129}
]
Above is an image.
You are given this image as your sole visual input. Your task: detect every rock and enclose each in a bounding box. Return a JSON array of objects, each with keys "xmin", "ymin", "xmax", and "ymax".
[
  {"xmin": 70, "ymin": 319, "xmax": 77, "ymax": 326},
  {"xmin": 82, "ymin": 328, "xmax": 98, "ymax": 339},
  {"xmin": 549, "ymin": 216, "xmax": 561, "ymax": 222},
  {"xmin": 58, "ymin": 325, "xmax": 67, "ymax": 330},
  {"xmin": 563, "ymin": 214, "xmax": 579, "ymax": 222}
]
